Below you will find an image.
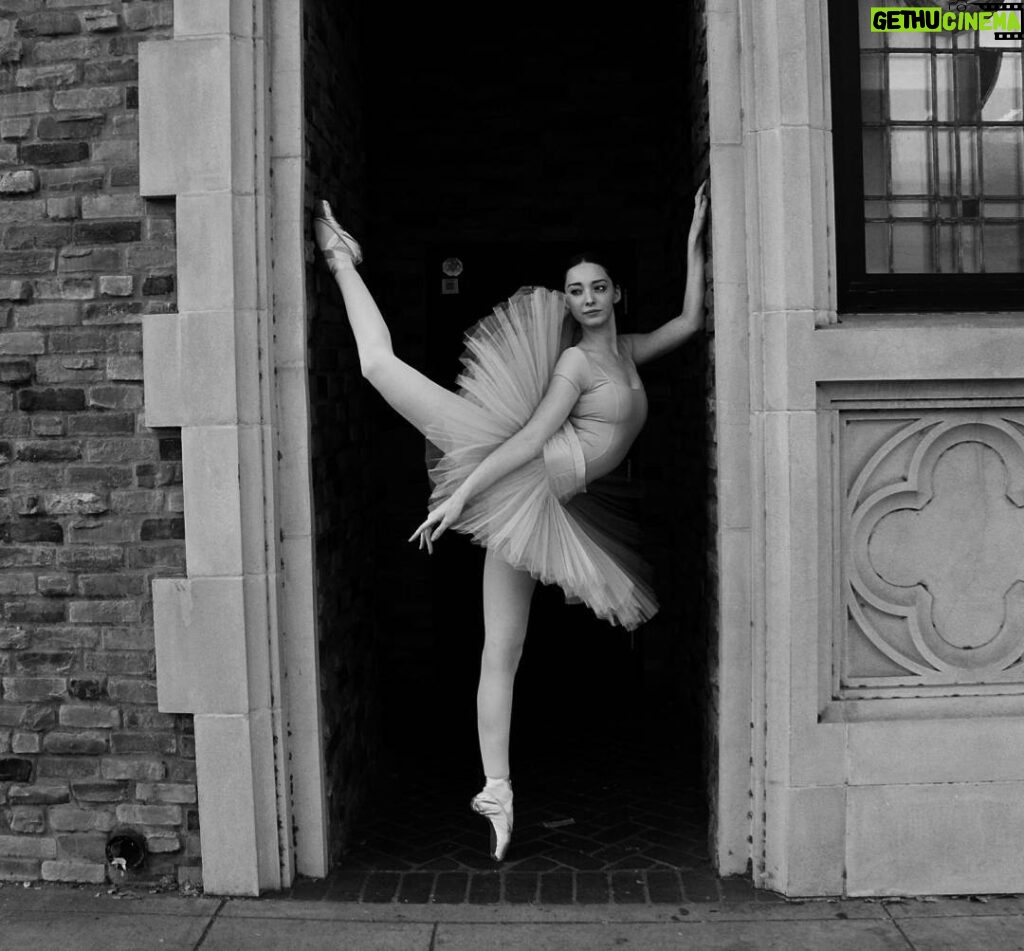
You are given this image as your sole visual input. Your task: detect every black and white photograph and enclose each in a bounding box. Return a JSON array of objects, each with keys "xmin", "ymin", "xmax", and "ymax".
[{"xmin": 1, "ymin": 0, "xmax": 1023, "ymax": 948}]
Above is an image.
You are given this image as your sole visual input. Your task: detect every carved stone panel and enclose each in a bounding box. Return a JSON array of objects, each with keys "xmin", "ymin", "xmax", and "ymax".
[{"xmin": 839, "ymin": 408, "xmax": 1024, "ymax": 698}]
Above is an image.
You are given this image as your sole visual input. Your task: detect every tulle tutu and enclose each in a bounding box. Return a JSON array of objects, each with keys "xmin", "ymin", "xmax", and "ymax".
[{"xmin": 425, "ymin": 287, "xmax": 658, "ymax": 630}]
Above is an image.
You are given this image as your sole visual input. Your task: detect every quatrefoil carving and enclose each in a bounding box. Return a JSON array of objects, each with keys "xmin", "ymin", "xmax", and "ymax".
[{"xmin": 848, "ymin": 416, "xmax": 1024, "ymax": 679}]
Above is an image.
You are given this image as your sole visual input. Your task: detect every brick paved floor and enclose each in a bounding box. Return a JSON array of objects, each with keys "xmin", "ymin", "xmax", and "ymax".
[{"xmin": 278, "ymin": 707, "xmax": 779, "ymax": 905}]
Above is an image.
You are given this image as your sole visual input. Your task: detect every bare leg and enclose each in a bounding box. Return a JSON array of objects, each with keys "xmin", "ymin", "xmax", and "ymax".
[
  {"xmin": 323, "ymin": 250, "xmax": 464, "ymax": 438},
  {"xmin": 478, "ymin": 548, "xmax": 536, "ymax": 778},
  {"xmin": 470, "ymin": 548, "xmax": 535, "ymax": 860}
]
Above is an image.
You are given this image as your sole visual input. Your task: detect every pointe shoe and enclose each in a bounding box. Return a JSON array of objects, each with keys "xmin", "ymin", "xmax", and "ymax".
[
  {"xmin": 470, "ymin": 781, "xmax": 513, "ymax": 862},
  {"xmin": 313, "ymin": 199, "xmax": 363, "ymax": 267}
]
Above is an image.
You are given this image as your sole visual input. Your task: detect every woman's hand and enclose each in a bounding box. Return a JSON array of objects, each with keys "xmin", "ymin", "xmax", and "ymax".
[
  {"xmin": 687, "ymin": 180, "xmax": 709, "ymax": 254},
  {"xmin": 408, "ymin": 492, "xmax": 465, "ymax": 554}
]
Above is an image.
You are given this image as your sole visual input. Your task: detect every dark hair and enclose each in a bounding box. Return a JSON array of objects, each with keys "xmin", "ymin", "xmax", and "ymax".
[{"xmin": 563, "ymin": 252, "xmax": 618, "ymax": 288}]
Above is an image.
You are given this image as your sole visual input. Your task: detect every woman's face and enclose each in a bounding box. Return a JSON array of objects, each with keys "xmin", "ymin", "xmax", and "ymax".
[{"xmin": 564, "ymin": 262, "xmax": 620, "ymax": 328}]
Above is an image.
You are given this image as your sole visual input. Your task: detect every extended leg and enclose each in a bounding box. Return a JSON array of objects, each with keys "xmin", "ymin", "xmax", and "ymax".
[{"xmin": 316, "ymin": 210, "xmax": 463, "ymax": 437}]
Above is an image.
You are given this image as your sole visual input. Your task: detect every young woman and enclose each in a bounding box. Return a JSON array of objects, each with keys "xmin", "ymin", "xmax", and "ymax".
[{"xmin": 314, "ymin": 184, "xmax": 708, "ymax": 861}]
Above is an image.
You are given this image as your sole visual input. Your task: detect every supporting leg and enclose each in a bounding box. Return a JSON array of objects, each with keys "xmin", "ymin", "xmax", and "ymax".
[
  {"xmin": 477, "ymin": 548, "xmax": 536, "ymax": 779},
  {"xmin": 471, "ymin": 548, "xmax": 535, "ymax": 861}
]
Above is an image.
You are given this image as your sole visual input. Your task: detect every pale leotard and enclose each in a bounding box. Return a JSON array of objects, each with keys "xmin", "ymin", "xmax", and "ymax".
[{"xmin": 544, "ymin": 342, "xmax": 648, "ymax": 501}]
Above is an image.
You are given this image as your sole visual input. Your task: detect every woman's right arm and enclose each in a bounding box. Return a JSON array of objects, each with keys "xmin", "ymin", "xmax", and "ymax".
[{"xmin": 410, "ymin": 347, "xmax": 590, "ymax": 550}]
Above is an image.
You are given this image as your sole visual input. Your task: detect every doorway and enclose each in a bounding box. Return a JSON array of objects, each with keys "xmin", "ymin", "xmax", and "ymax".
[{"xmin": 319, "ymin": 1, "xmax": 710, "ymax": 891}]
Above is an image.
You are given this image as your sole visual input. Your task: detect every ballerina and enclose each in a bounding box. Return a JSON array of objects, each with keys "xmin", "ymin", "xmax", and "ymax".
[{"xmin": 314, "ymin": 183, "xmax": 708, "ymax": 861}]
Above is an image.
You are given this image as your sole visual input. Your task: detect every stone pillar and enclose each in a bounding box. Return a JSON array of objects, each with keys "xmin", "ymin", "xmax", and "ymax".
[{"xmin": 138, "ymin": 0, "xmax": 299, "ymax": 895}]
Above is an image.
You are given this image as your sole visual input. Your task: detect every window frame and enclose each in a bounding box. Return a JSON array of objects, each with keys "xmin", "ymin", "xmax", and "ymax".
[{"xmin": 828, "ymin": 0, "xmax": 1024, "ymax": 314}]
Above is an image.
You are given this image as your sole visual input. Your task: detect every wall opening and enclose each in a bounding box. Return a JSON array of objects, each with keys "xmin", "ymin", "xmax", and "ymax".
[{"xmin": 307, "ymin": 2, "xmax": 710, "ymax": 873}]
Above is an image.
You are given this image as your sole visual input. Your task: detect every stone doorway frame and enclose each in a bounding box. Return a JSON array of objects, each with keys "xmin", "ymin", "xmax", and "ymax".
[{"xmin": 136, "ymin": 0, "xmax": 754, "ymax": 895}]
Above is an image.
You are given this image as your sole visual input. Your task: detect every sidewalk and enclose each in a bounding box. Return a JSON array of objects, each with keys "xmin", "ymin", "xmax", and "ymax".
[{"xmin": 2, "ymin": 882, "xmax": 1023, "ymax": 950}]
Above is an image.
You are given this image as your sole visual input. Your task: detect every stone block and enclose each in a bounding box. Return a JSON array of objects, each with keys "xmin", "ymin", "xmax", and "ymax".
[
  {"xmin": 74, "ymin": 220, "xmax": 142, "ymax": 244},
  {"xmin": 180, "ymin": 425, "xmax": 245, "ymax": 574},
  {"xmin": 140, "ymin": 35, "xmax": 253, "ymax": 196},
  {"xmin": 0, "ymin": 331, "xmax": 44, "ymax": 355},
  {"xmin": 1, "ymin": 677, "xmax": 66, "ymax": 702},
  {"xmin": 116, "ymin": 803, "xmax": 181, "ymax": 826},
  {"xmin": 9, "ymin": 806, "xmax": 45, "ymax": 834},
  {"xmin": 153, "ymin": 577, "xmax": 252, "ymax": 715},
  {"xmin": 87, "ymin": 384, "xmax": 142, "ymax": 410},
  {"xmin": 136, "ymin": 782, "xmax": 197, "ymax": 804},
  {"xmin": 45, "ymin": 196, "xmax": 79, "ymax": 220},
  {"xmin": 0, "ymin": 249, "xmax": 54, "ymax": 274},
  {"xmin": 33, "ymin": 278, "xmax": 94, "ymax": 301},
  {"xmin": 37, "ymin": 573, "xmax": 74, "ymax": 596},
  {"xmin": 36, "ymin": 757, "xmax": 100, "ymax": 780},
  {"xmin": 0, "ymin": 836, "xmax": 57, "ymax": 859},
  {"xmin": 0, "ymin": 572, "xmax": 35, "ymax": 595},
  {"xmin": 141, "ymin": 274, "xmax": 172, "ymax": 295},
  {"xmin": 52, "ymin": 86, "xmax": 121, "ymax": 110},
  {"xmin": 106, "ymin": 354, "xmax": 143, "ymax": 380},
  {"xmin": 98, "ymin": 274, "xmax": 132, "ymax": 296},
  {"xmin": 58, "ymin": 705, "xmax": 120, "ymax": 729},
  {"xmin": 101, "ymin": 758, "xmax": 166, "ymax": 782},
  {"xmin": 43, "ymin": 731, "xmax": 108, "ymax": 756},
  {"xmin": 110, "ymin": 730, "xmax": 175, "ymax": 755},
  {"xmin": 84, "ymin": 59, "xmax": 138, "ymax": 85},
  {"xmin": 0, "ymin": 91, "xmax": 50, "ymax": 117},
  {"xmin": 59, "ymin": 246, "xmax": 122, "ymax": 274},
  {"xmin": 36, "ymin": 114, "xmax": 105, "ymax": 141},
  {"xmin": 69, "ymin": 781, "xmax": 126, "ymax": 803},
  {"xmin": 8, "ymin": 784, "xmax": 69, "ymax": 805},
  {"xmin": 40, "ymin": 859, "xmax": 106, "ymax": 883},
  {"xmin": 0, "ymin": 170, "xmax": 39, "ymax": 196},
  {"xmin": 848, "ymin": 782, "xmax": 1024, "ymax": 895},
  {"xmin": 177, "ymin": 193, "xmax": 257, "ymax": 312},
  {"xmin": 20, "ymin": 142, "xmax": 88, "ymax": 165},
  {"xmin": 55, "ymin": 833, "xmax": 108, "ymax": 862},
  {"xmin": 0, "ymin": 758, "xmax": 34, "ymax": 782},
  {"xmin": 11, "ymin": 733, "xmax": 41, "ymax": 755},
  {"xmin": 39, "ymin": 166, "xmax": 105, "ymax": 191},
  {"xmin": 0, "ymin": 117, "xmax": 32, "ymax": 141},
  {"xmin": 145, "ymin": 832, "xmax": 181, "ymax": 853},
  {"xmin": 47, "ymin": 805, "xmax": 115, "ymax": 833},
  {"xmin": 0, "ymin": 279, "xmax": 31, "ymax": 300},
  {"xmin": 4, "ymin": 223, "xmax": 71, "ymax": 250},
  {"xmin": 143, "ymin": 312, "xmax": 238, "ymax": 426},
  {"xmin": 16, "ymin": 12, "xmax": 81, "ymax": 36},
  {"xmin": 14, "ymin": 650, "xmax": 75, "ymax": 674},
  {"xmin": 81, "ymin": 10, "xmax": 119, "ymax": 32},
  {"xmin": 124, "ymin": 1, "xmax": 173, "ymax": 30},
  {"xmin": 0, "ymin": 857, "xmax": 41, "ymax": 881}
]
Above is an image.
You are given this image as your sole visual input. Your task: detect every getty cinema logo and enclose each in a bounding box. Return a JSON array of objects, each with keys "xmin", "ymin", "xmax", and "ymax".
[{"xmin": 871, "ymin": 2, "xmax": 1023, "ymax": 41}]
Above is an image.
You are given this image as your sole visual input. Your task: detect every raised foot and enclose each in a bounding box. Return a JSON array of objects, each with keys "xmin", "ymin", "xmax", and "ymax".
[{"xmin": 313, "ymin": 199, "xmax": 363, "ymax": 267}]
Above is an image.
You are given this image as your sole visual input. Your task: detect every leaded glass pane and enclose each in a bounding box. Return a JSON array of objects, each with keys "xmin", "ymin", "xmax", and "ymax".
[
  {"xmin": 889, "ymin": 54, "xmax": 932, "ymax": 120},
  {"xmin": 984, "ymin": 223, "xmax": 1024, "ymax": 272},
  {"xmin": 866, "ymin": 222, "xmax": 890, "ymax": 272},
  {"xmin": 891, "ymin": 127, "xmax": 930, "ymax": 194},
  {"xmin": 982, "ymin": 128, "xmax": 1024, "ymax": 196},
  {"xmin": 892, "ymin": 221, "xmax": 932, "ymax": 271}
]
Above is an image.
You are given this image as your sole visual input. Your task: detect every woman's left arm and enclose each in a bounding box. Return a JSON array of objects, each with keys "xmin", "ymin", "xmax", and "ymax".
[{"xmin": 629, "ymin": 181, "xmax": 709, "ymax": 366}]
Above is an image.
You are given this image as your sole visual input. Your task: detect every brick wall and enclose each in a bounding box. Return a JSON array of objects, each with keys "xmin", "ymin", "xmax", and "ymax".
[
  {"xmin": 302, "ymin": 0, "xmax": 379, "ymax": 865},
  {"xmin": 0, "ymin": 1, "xmax": 195, "ymax": 887}
]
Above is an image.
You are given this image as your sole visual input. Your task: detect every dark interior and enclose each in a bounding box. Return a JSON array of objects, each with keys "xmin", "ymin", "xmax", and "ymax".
[{"xmin": 337, "ymin": 3, "xmax": 708, "ymax": 861}]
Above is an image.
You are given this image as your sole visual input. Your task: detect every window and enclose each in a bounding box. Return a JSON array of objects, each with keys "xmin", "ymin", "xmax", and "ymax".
[{"xmin": 830, "ymin": 0, "xmax": 1024, "ymax": 312}]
